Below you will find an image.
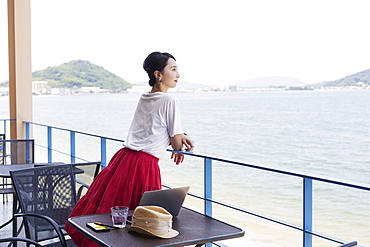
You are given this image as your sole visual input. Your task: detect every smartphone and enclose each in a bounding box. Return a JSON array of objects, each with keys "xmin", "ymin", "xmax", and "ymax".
[{"xmin": 86, "ymin": 222, "xmax": 110, "ymax": 232}]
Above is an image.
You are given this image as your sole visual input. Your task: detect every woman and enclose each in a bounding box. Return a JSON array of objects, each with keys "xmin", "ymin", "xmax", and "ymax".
[{"xmin": 65, "ymin": 52, "xmax": 194, "ymax": 247}]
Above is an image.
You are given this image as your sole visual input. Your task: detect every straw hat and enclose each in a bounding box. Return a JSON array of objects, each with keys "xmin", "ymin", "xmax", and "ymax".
[{"xmin": 128, "ymin": 206, "xmax": 179, "ymax": 238}]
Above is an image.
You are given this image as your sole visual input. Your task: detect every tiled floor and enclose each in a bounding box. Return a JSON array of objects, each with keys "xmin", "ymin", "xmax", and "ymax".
[
  {"xmin": 0, "ymin": 197, "xmax": 15, "ymax": 246},
  {"xmin": 0, "ymin": 196, "xmax": 48, "ymax": 246}
]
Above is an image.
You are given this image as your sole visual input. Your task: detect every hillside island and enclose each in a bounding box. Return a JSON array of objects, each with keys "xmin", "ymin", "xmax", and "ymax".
[{"xmin": 1, "ymin": 60, "xmax": 370, "ymax": 96}]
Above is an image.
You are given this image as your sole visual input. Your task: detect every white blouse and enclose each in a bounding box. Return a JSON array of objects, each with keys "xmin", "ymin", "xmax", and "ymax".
[{"xmin": 125, "ymin": 92, "xmax": 183, "ymax": 159}]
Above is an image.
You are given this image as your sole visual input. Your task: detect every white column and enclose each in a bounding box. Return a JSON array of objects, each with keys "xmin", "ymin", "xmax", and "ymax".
[{"xmin": 8, "ymin": 0, "xmax": 33, "ymax": 139}]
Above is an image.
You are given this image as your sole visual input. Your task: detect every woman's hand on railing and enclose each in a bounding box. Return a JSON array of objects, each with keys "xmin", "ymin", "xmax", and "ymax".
[
  {"xmin": 170, "ymin": 133, "xmax": 195, "ymax": 152},
  {"xmin": 171, "ymin": 152, "xmax": 185, "ymax": 165},
  {"xmin": 170, "ymin": 133, "xmax": 194, "ymax": 165},
  {"xmin": 182, "ymin": 133, "xmax": 194, "ymax": 152}
]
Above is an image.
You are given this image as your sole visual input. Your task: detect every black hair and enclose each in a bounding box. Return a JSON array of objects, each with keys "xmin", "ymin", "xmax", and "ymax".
[{"xmin": 143, "ymin": 52, "xmax": 176, "ymax": 86}]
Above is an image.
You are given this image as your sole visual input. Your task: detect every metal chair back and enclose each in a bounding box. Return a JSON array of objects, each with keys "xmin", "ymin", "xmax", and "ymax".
[
  {"xmin": 10, "ymin": 164, "xmax": 77, "ymax": 242},
  {"xmin": 0, "ymin": 139, "xmax": 34, "ymax": 165},
  {"xmin": 1, "ymin": 139, "xmax": 35, "ymax": 202}
]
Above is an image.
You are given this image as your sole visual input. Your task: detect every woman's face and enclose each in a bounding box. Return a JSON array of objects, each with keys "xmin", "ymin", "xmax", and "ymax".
[{"xmin": 160, "ymin": 58, "xmax": 180, "ymax": 89}]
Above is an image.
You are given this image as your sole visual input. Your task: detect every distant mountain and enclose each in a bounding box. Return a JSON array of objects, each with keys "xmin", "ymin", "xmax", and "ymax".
[
  {"xmin": 32, "ymin": 60, "xmax": 131, "ymax": 91},
  {"xmin": 176, "ymin": 81, "xmax": 213, "ymax": 89},
  {"xmin": 314, "ymin": 69, "xmax": 370, "ymax": 87},
  {"xmin": 234, "ymin": 76, "xmax": 305, "ymax": 88},
  {"xmin": 132, "ymin": 81, "xmax": 210, "ymax": 89}
]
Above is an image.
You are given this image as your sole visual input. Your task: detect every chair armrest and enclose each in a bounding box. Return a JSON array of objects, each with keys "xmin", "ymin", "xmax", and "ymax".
[
  {"xmin": 76, "ymin": 184, "xmax": 89, "ymax": 200},
  {"xmin": 72, "ymin": 161, "xmax": 101, "ymax": 178},
  {"xmin": 14, "ymin": 213, "xmax": 68, "ymax": 247}
]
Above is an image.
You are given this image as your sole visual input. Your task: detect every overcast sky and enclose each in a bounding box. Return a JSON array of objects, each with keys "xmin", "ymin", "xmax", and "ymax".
[{"xmin": 1, "ymin": 0, "xmax": 370, "ymax": 86}]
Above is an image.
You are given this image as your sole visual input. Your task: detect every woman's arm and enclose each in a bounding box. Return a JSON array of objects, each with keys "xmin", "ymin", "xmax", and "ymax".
[{"xmin": 170, "ymin": 133, "xmax": 195, "ymax": 165}]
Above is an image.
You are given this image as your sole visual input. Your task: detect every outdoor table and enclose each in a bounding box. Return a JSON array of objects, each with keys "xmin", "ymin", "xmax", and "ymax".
[
  {"xmin": 68, "ymin": 207, "xmax": 245, "ymax": 247},
  {"xmin": 0, "ymin": 163, "xmax": 35, "ymax": 177},
  {"xmin": 0, "ymin": 162, "xmax": 66, "ymax": 178}
]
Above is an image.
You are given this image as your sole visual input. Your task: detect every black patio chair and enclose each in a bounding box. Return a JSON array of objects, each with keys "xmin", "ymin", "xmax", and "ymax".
[
  {"xmin": 0, "ymin": 139, "xmax": 34, "ymax": 165},
  {"xmin": 1, "ymin": 139, "xmax": 35, "ymax": 203},
  {"xmin": 10, "ymin": 164, "xmax": 82, "ymax": 247}
]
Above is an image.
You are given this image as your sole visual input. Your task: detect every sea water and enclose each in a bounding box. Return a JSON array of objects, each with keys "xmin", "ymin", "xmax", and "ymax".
[{"xmin": 1, "ymin": 90, "xmax": 369, "ymax": 246}]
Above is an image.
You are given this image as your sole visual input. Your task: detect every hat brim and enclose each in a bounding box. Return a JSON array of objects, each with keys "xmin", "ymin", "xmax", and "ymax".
[{"xmin": 128, "ymin": 225, "xmax": 179, "ymax": 239}]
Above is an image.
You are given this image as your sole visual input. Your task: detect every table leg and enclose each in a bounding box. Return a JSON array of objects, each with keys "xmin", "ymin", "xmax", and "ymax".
[{"xmin": 12, "ymin": 194, "xmax": 18, "ymax": 247}]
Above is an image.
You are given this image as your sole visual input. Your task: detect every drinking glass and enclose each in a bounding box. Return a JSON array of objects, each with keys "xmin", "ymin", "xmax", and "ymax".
[{"xmin": 111, "ymin": 206, "xmax": 129, "ymax": 228}]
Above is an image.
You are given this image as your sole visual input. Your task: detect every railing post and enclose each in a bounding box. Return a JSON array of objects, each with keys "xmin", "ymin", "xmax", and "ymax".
[
  {"xmin": 47, "ymin": 126, "xmax": 52, "ymax": 163},
  {"xmin": 204, "ymin": 158, "xmax": 213, "ymax": 216},
  {"xmin": 25, "ymin": 122, "xmax": 30, "ymax": 139},
  {"xmin": 204, "ymin": 158, "xmax": 213, "ymax": 247},
  {"xmin": 100, "ymin": 137, "xmax": 107, "ymax": 168},
  {"xmin": 25, "ymin": 140, "xmax": 31, "ymax": 163},
  {"xmin": 70, "ymin": 131, "xmax": 76, "ymax": 163},
  {"xmin": 2, "ymin": 120, "xmax": 6, "ymax": 135},
  {"xmin": 303, "ymin": 177, "xmax": 313, "ymax": 247}
]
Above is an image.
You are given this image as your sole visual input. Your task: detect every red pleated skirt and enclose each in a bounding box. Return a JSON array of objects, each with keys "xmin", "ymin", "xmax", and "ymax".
[{"xmin": 64, "ymin": 147, "xmax": 161, "ymax": 247}]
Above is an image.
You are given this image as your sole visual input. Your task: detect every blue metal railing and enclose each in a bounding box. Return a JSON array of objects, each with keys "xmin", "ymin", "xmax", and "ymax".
[
  {"xmin": 23, "ymin": 121, "xmax": 124, "ymax": 168},
  {"xmin": 17, "ymin": 120, "xmax": 369, "ymax": 246},
  {"xmin": 0, "ymin": 119, "xmax": 15, "ymax": 138},
  {"xmin": 169, "ymin": 150, "xmax": 370, "ymax": 246}
]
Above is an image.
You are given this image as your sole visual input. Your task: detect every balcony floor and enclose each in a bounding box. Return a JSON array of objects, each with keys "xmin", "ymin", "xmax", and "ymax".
[{"xmin": 0, "ymin": 195, "xmax": 14, "ymax": 239}]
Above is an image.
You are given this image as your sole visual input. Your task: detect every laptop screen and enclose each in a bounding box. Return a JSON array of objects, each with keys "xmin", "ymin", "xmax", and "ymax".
[{"xmin": 139, "ymin": 186, "xmax": 190, "ymax": 216}]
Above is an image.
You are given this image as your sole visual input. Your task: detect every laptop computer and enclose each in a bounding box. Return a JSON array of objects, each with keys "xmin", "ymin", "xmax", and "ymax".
[{"xmin": 138, "ymin": 186, "xmax": 190, "ymax": 217}]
